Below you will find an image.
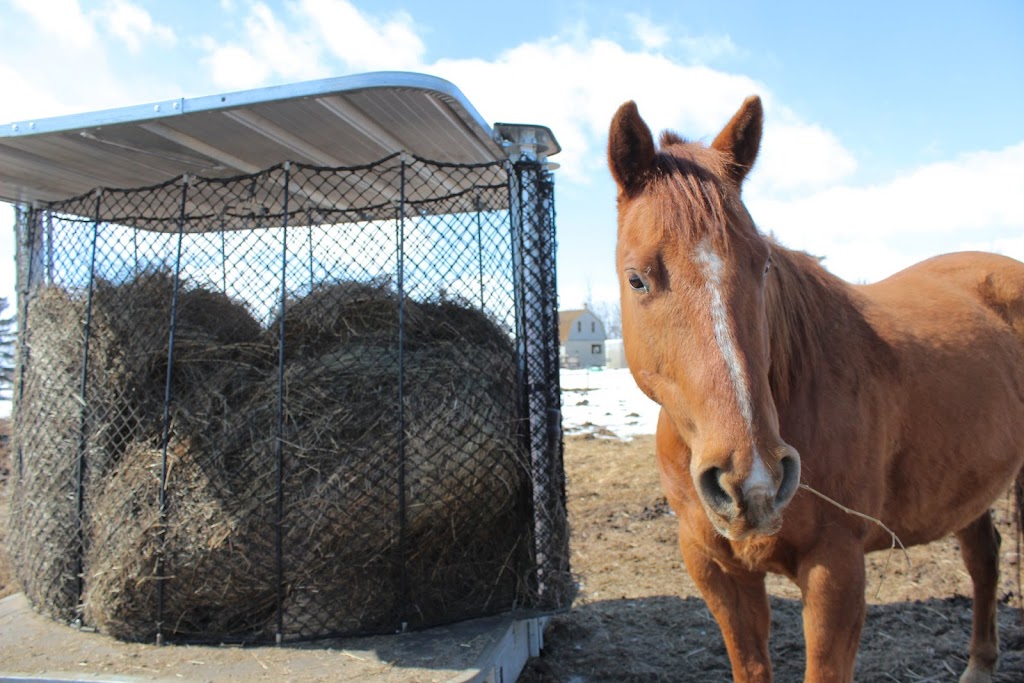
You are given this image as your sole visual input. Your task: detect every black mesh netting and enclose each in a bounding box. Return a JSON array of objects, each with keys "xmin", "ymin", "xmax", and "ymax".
[{"xmin": 7, "ymin": 155, "xmax": 571, "ymax": 644}]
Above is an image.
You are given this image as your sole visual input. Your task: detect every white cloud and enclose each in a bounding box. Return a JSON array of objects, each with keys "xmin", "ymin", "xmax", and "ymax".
[
  {"xmin": 756, "ymin": 142, "xmax": 1024, "ymax": 239},
  {"xmin": 627, "ymin": 14, "xmax": 737, "ymax": 62},
  {"xmin": 434, "ymin": 39, "xmax": 766, "ymax": 183},
  {"xmin": 201, "ymin": 41, "xmax": 272, "ymax": 90},
  {"xmin": 98, "ymin": 0, "xmax": 176, "ymax": 53},
  {"xmin": 9, "ymin": 0, "xmax": 96, "ymax": 49},
  {"xmin": 964, "ymin": 234, "xmax": 1024, "ymax": 258},
  {"xmin": 0, "ymin": 64, "xmax": 73, "ymax": 122},
  {"xmin": 198, "ymin": 0, "xmax": 421, "ymax": 90},
  {"xmin": 299, "ymin": 0, "xmax": 425, "ymax": 71},
  {"xmin": 790, "ymin": 236, "xmax": 922, "ymax": 285},
  {"xmin": 241, "ymin": 3, "xmax": 326, "ymax": 79},
  {"xmin": 750, "ymin": 119, "xmax": 857, "ymax": 193},
  {"xmin": 433, "ymin": 38, "xmax": 854, "ymax": 195},
  {"xmin": 678, "ymin": 34, "xmax": 738, "ymax": 62},
  {"xmin": 750, "ymin": 142, "xmax": 1024, "ymax": 282},
  {"xmin": 1, "ymin": 0, "xmax": 180, "ymax": 122},
  {"xmin": 627, "ymin": 14, "xmax": 669, "ymax": 50},
  {"xmin": 200, "ymin": 1, "xmax": 327, "ymax": 89}
]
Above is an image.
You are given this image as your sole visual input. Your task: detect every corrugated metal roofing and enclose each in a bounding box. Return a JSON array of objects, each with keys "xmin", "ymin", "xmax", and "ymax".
[{"xmin": 0, "ymin": 71, "xmax": 560, "ymax": 209}]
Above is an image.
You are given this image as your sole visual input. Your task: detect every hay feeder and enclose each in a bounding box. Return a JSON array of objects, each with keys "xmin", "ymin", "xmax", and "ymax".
[{"xmin": 4, "ymin": 74, "xmax": 570, "ymax": 644}]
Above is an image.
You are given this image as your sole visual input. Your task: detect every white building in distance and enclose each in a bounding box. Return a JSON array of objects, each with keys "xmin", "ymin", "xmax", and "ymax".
[{"xmin": 558, "ymin": 306, "xmax": 606, "ymax": 368}]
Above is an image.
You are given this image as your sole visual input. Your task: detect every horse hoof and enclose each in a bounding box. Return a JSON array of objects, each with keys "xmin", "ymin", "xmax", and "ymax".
[{"xmin": 958, "ymin": 664, "xmax": 994, "ymax": 683}]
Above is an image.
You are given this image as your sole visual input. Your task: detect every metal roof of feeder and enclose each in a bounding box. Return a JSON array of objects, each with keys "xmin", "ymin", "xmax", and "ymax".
[{"xmin": 0, "ymin": 71, "xmax": 560, "ymax": 207}]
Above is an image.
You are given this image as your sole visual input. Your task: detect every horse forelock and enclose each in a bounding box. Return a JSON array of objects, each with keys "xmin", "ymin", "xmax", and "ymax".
[
  {"xmin": 635, "ymin": 142, "xmax": 758, "ymax": 255},
  {"xmin": 658, "ymin": 130, "xmax": 687, "ymax": 147},
  {"xmin": 630, "ymin": 145, "xmax": 737, "ymax": 250}
]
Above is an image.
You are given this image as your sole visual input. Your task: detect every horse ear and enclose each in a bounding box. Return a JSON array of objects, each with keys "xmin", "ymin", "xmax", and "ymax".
[
  {"xmin": 608, "ymin": 101, "xmax": 656, "ymax": 195},
  {"xmin": 711, "ymin": 95, "xmax": 763, "ymax": 184}
]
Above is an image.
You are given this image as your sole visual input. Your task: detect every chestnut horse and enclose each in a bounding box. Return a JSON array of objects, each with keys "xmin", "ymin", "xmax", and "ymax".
[{"xmin": 608, "ymin": 95, "xmax": 1024, "ymax": 683}]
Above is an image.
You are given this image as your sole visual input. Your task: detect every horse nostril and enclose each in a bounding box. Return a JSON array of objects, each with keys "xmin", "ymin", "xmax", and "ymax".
[
  {"xmin": 698, "ymin": 466, "xmax": 735, "ymax": 514},
  {"xmin": 774, "ymin": 453, "xmax": 801, "ymax": 508}
]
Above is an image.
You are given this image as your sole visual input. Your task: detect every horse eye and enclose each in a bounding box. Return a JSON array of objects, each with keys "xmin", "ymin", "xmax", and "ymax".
[
  {"xmin": 764, "ymin": 257, "xmax": 773, "ymax": 276},
  {"xmin": 627, "ymin": 270, "xmax": 650, "ymax": 293}
]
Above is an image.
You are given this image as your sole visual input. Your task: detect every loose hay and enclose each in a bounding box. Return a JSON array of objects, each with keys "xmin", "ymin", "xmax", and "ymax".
[{"xmin": 11, "ymin": 274, "xmax": 530, "ymax": 642}]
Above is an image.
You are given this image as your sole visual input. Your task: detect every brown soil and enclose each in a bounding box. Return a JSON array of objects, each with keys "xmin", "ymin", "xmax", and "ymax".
[{"xmin": 520, "ymin": 434, "xmax": 1024, "ymax": 682}]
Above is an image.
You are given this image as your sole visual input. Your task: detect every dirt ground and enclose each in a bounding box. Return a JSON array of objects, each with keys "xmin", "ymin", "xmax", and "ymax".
[
  {"xmin": 2, "ymin": 422, "xmax": 1023, "ymax": 681},
  {"xmin": 0, "ymin": 417, "xmax": 13, "ymax": 603},
  {"xmin": 520, "ymin": 434, "xmax": 1024, "ymax": 682}
]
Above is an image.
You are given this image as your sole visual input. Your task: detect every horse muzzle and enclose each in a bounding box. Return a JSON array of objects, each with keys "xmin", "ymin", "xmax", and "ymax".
[{"xmin": 694, "ymin": 448, "xmax": 801, "ymax": 539}]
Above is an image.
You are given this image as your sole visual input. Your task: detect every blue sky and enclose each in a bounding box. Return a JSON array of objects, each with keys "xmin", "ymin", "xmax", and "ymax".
[{"xmin": 1, "ymin": 0, "xmax": 1022, "ymax": 314}]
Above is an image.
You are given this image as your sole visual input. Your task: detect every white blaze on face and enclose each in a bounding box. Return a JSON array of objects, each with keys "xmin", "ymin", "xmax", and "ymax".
[
  {"xmin": 695, "ymin": 239, "xmax": 753, "ymax": 428},
  {"xmin": 695, "ymin": 239, "xmax": 773, "ymax": 495}
]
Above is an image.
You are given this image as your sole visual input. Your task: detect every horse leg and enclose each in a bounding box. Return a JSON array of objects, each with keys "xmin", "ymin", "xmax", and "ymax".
[
  {"xmin": 679, "ymin": 538, "xmax": 772, "ymax": 682},
  {"xmin": 797, "ymin": 541, "xmax": 866, "ymax": 683},
  {"xmin": 955, "ymin": 512, "xmax": 1001, "ymax": 683}
]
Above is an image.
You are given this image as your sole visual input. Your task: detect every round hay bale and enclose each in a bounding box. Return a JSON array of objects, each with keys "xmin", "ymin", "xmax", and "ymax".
[
  {"xmin": 274, "ymin": 341, "xmax": 528, "ymax": 635},
  {"xmin": 275, "ymin": 281, "xmax": 515, "ymax": 354},
  {"xmin": 81, "ymin": 440, "xmax": 277, "ymax": 642},
  {"xmin": 83, "ymin": 272, "xmax": 266, "ymax": 459},
  {"xmin": 15, "ymin": 276, "xmax": 529, "ymax": 641},
  {"xmin": 276, "ymin": 280, "xmax": 404, "ymax": 357}
]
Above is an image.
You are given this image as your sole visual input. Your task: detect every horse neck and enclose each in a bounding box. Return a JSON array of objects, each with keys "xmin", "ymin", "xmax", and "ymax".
[{"xmin": 764, "ymin": 243, "xmax": 868, "ymax": 404}]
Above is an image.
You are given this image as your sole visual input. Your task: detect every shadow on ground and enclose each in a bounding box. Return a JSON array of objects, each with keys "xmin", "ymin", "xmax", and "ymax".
[{"xmin": 522, "ymin": 594, "xmax": 1024, "ymax": 682}]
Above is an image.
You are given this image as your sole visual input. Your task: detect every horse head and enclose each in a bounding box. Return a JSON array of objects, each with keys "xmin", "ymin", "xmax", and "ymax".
[{"xmin": 608, "ymin": 96, "xmax": 800, "ymax": 539}]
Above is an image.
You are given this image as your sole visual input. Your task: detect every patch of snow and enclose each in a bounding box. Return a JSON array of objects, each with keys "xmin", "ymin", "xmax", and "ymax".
[{"xmin": 560, "ymin": 367, "xmax": 660, "ymax": 440}]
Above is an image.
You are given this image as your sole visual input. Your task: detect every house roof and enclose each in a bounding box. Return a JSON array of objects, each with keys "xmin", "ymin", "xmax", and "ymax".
[
  {"xmin": 0, "ymin": 71, "xmax": 560, "ymax": 213},
  {"xmin": 558, "ymin": 309, "xmax": 589, "ymax": 344}
]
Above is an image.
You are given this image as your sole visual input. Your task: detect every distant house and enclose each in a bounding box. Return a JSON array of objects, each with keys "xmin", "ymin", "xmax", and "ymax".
[{"xmin": 558, "ymin": 306, "xmax": 607, "ymax": 368}]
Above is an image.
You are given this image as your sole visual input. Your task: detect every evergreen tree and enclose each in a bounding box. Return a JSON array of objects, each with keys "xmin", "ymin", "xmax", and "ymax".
[{"xmin": 0, "ymin": 297, "xmax": 15, "ymax": 401}]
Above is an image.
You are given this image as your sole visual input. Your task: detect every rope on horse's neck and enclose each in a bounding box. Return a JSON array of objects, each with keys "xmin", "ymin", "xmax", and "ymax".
[{"xmin": 798, "ymin": 483, "xmax": 911, "ymax": 572}]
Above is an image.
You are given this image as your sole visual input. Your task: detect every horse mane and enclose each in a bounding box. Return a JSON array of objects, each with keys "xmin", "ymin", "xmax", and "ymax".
[
  {"xmin": 764, "ymin": 245, "xmax": 835, "ymax": 402},
  {"xmin": 764, "ymin": 243, "xmax": 897, "ymax": 403}
]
